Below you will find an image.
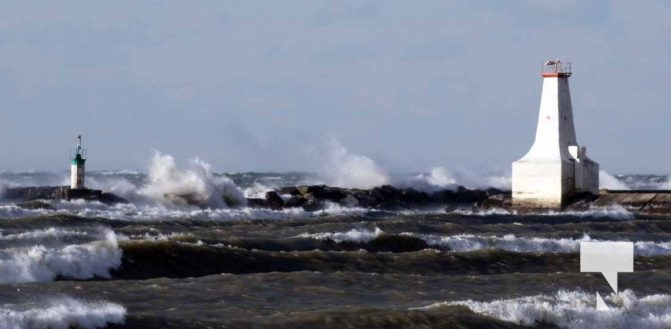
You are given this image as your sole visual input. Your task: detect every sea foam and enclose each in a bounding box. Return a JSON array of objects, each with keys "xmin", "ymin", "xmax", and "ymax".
[
  {"xmin": 418, "ymin": 233, "xmax": 671, "ymax": 255},
  {"xmin": 297, "ymin": 228, "xmax": 671, "ymax": 256},
  {"xmin": 419, "ymin": 290, "xmax": 671, "ymax": 329},
  {"xmin": 0, "ymin": 228, "xmax": 122, "ymax": 283},
  {"xmin": 296, "ymin": 227, "xmax": 384, "ymax": 243},
  {"xmin": 138, "ymin": 152, "xmax": 247, "ymax": 208},
  {"xmin": 320, "ymin": 139, "xmax": 391, "ymax": 189},
  {"xmin": 0, "ymin": 297, "xmax": 126, "ymax": 329}
]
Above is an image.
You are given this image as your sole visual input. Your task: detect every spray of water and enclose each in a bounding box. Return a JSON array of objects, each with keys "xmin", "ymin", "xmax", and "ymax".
[
  {"xmin": 137, "ymin": 152, "xmax": 246, "ymax": 208},
  {"xmin": 599, "ymin": 170, "xmax": 629, "ymax": 190},
  {"xmin": 320, "ymin": 139, "xmax": 391, "ymax": 189},
  {"xmin": 396, "ymin": 167, "xmax": 512, "ymax": 192}
]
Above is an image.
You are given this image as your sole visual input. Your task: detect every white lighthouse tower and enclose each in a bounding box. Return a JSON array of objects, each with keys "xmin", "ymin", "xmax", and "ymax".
[
  {"xmin": 512, "ymin": 60, "xmax": 599, "ymax": 208},
  {"xmin": 70, "ymin": 135, "xmax": 86, "ymax": 190}
]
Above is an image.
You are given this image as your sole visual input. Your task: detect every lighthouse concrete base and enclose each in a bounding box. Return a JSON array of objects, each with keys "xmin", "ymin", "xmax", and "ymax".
[
  {"xmin": 512, "ymin": 153, "xmax": 599, "ymax": 209},
  {"xmin": 512, "ymin": 160, "xmax": 574, "ymax": 208}
]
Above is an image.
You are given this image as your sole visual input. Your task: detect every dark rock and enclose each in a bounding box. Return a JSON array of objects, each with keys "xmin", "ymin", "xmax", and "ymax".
[
  {"xmin": 278, "ymin": 186, "xmax": 300, "ymax": 196},
  {"xmin": 265, "ymin": 191, "xmax": 284, "ymax": 210},
  {"xmin": 3, "ymin": 186, "xmax": 128, "ymax": 205},
  {"xmin": 399, "ymin": 188, "xmax": 430, "ymax": 206},
  {"xmin": 339, "ymin": 194, "xmax": 360, "ymax": 207},
  {"xmin": 378, "ymin": 200, "xmax": 407, "ymax": 211},
  {"xmin": 306, "ymin": 185, "xmax": 347, "ymax": 201},
  {"xmin": 17, "ymin": 200, "xmax": 55, "ymax": 210},
  {"xmin": 430, "ymin": 190, "xmax": 455, "ymax": 203},
  {"xmin": 296, "ymin": 186, "xmax": 311, "ymax": 195},
  {"xmin": 452, "ymin": 189, "xmax": 487, "ymax": 204},
  {"xmin": 371, "ymin": 185, "xmax": 400, "ymax": 203},
  {"xmin": 485, "ymin": 188, "xmax": 504, "ymax": 197},
  {"xmin": 302, "ymin": 197, "xmax": 324, "ymax": 212},
  {"xmin": 164, "ymin": 193, "xmax": 207, "ymax": 208},
  {"xmin": 99, "ymin": 193, "xmax": 129, "ymax": 205},
  {"xmin": 480, "ymin": 194, "xmax": 506, "ymax": 209},
  {"xmin": 353, "ymin": 191, "xmax": 376, "ymax": 207},
  {"xmin": 3, "ymin": 186, "xmax": 64, "ymax": 201},
  {"xmin": 284, "ymin": 195, "xmax": 306, "ymax": 208},
  {"xmin": 247, "ymin": 198, "xmax": 269, "ymax": 208}
]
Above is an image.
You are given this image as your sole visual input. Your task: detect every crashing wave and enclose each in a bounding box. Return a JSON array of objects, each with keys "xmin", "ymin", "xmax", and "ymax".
[
  {"xmin": 295, "ymin": 227, "xmax": 384, "ymax": 243},
  {"xmin": 0, "ymin": 228, "xmax": 122, "ymax": 283},
  {"xmin": 137, "ymin": 152, "xmax": 246, "ymax": 208},
  {"xmin": 297, "ymin": 228, "xmax": 671, "ymax": 256},
  {"xmin": 418, "ymin": 289, "xmax": 671, "ymax": 329},
  {"xmin": 600, "ymin": 170, "xmax": 630, "ymax": 190},
  {"xmin": 0, "ymin": 296, "xmax": 126, "ymax": 329},
  {"xmin": 320, "ymin": 139, "xmax": 391, "ymax": 189}
]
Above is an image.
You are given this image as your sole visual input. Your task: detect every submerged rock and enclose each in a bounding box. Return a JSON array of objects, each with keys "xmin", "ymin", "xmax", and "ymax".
[
  {"xmin": 265, "ymin": 191, "xmax": 284, "ymax": 210},
  {"xmin": 17, "ymin": 200, "xmax": 55, "ymax": 210},
  {"xmin": 3, "ymin": 186, "xmax": 128, "ymax": 205}
]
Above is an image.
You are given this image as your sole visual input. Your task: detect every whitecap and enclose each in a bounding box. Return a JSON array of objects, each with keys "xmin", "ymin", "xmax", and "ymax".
[
  {"xmin": 418, "ymin": 290, "xmax": 671, "ymax": 329},
  {"xmin": 0, "ymin": 296, "xmax": 126, "ymax": 329},
  {"xmin": 0, "ymin": 228, "xmax": 122, "ymax": 283}
]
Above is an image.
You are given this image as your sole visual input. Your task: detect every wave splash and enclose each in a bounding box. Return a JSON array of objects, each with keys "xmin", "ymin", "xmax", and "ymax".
[
  {"xmin": 320, "ymin": 139, "xmax": 391, "ymax": 189},
  {"xmin": 296, "ymin": 227, "xmax": 384, "ymax": 243},
  {"xmin": 0, "ymin": 296, "xmax": 126, "ymax": 329},
  {"xmin": 0, "ymin": 227, "xmax": 122, "ymax": 283},
  {"xmin": 426, "ymin": 290, "xmax": 671, "ymax": 329},
  {"xmin": 600, "ymin": 170, "xmax": 630, "ymax": 190},
  {"xmin": 298, "ymin": 228, "xmax": 671, "ymax": 256},
  {"xmin": 137, "ymin": 152, "xmax": 246, "ymax": 208}
]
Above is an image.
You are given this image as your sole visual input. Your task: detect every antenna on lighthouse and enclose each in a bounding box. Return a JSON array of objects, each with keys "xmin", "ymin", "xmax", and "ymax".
[{"xmin": 70, "ymin": 135, "xmax": 87, "ymax": 190}]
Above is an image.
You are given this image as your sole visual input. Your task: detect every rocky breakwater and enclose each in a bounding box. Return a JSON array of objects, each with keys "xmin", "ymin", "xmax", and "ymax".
[
  {"xmin": 248, "ymin": 185, "xmax": 508, "ymax": 211},
  {"xmin": 2, "ymin": 186, "xmax": 128, "ymax": 209},
  {"xmin": 248, "ymin": 185, "xmax": 671, "ymax": 215}
]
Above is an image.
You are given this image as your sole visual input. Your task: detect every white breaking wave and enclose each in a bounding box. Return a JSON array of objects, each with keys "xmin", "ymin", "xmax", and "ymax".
[
  {"xmin": 420, "ymin": 233, "xmax": 671, "ymax": 256},
  {"xmin": 418, "ymin": 290, "xmax": 671, "ymax": 329},
  {"xmin": 0, "ymin": 296, "xmax": 126, "ymax": 329},
  {"xmin": 416, "ymin": 233, "xmax": 593, "ymax": 253},
  {"xmin": 541, "ymin": 204, "xmax": 634, "ymax": 220},
  {"xmin": 0, "ymin": 228, "xmax": 122, "ymax": 283},
  {"xmin": 320, "ymin": 139, "xmax": 391, "ymax": 189},
  {"xmin": 447, "ymin": 204, "xmax": 634, "ymax": 219},
  {"xmin": 0, "ymin": 227, "xmax": 88, "ymax": 241},
  {"xmin": 600, "ymin": 170, "xmax": 630, "ymax": 190},
  {"xmin": 296, "ymin": 227, "xmax": 384, "ymax": 243},
  {"xmin": 138, "ymin": 152, "xmax": 246, "ymax": 208},
  {"xmin": 297, "ymin": 229, "xmax": 671, "ymax": 256},
  {"xmin": 394, "ymin": 167, "xmax": 512, "ymax": 192},
  {"xmin": 660, "ymin": 178, "xmax": 671, "ymax": 190},
  {"xmin": 243, "ymin": 182, "xmax": 274, "ymax": 199}
]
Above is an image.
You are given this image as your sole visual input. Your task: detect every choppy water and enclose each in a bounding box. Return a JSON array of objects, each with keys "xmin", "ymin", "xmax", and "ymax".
[{"xmin": 2, "ymin": 171, "xmax": 671, "ymax": 328}]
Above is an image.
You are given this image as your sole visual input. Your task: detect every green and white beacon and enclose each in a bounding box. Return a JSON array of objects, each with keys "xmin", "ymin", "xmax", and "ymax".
[{"xmin": 70, "ymin": 135, "xmax": 87, "ymax": 190}]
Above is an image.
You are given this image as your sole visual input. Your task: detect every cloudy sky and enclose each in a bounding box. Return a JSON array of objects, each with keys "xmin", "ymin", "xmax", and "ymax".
[{"xmin": 0, "ymin": 1, "xmax": 669, "ymax": 174}]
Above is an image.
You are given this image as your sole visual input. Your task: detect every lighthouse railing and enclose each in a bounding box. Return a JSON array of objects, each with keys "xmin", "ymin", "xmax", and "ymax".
[{"xmin": 541, "ymin": 61, "xmax": 571, "ymax": 76}]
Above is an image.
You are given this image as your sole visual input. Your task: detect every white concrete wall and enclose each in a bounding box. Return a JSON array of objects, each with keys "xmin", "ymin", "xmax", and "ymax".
[
  {"xmin": 513, "ymin": 160, "xmax": 574, "ymax": 208},
  {"xmin": 517, "ymin": 77, "xmax": 576, "ymax": 162},
  {"xmin": 70, "ymin": 164, "xmax": 85, "ymax": 189}
]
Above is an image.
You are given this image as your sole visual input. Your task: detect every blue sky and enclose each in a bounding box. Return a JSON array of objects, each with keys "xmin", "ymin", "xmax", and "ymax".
[{"xmin": 0, "ymin": 1, "xmax": 669, "ymax": 173}]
